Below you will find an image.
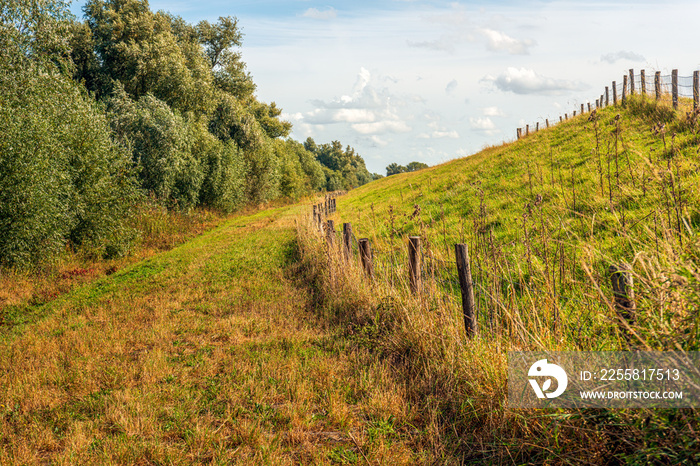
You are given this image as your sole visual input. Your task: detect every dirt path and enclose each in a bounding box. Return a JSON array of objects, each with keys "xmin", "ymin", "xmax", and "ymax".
[{"xmin": 0, "ymin": 206, "xmax": 426, "ymax": 464}]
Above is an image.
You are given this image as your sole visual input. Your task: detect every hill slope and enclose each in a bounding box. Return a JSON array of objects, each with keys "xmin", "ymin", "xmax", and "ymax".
[{"xmin": 301, "ymin": 94, "xmax": 700, "ymax": 463}]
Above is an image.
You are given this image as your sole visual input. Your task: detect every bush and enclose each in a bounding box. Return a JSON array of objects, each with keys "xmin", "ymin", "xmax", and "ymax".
[
  {"xmin": 0, "ymin": 65, "xmax": 139, "ymax": 266},
  {"xmin": 107, "ymin": 88, "xmax": 204, "ymax": 210}
]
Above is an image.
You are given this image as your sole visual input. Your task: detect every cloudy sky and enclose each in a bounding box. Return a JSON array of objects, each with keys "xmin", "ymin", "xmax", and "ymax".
[{"xmin": 70, "ymin": 0, "xmax": 700, "ymax": 174}]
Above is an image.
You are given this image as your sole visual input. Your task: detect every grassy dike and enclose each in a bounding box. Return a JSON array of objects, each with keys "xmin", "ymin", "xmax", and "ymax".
[
  {"xmin": 300, "ymin": 96, "xmax": 700, "ymax": 464},
  {"xmin": 0, "ymin": 205, "xmax": 436, "ymax": 464}
]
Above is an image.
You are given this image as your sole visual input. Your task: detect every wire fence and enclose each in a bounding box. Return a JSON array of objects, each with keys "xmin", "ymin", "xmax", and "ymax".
[
  {"xmin": 518, "ymin": 69, "xmax": 700, "ymax": 139},
  {"xmin": 313, "ymin": 198, "xmax": 616, "ymax": 342}
]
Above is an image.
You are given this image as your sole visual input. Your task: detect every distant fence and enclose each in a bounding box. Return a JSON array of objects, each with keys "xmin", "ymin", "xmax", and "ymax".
[
  {"xmin": 310, "ymin": 196, "xmax": 636, "ymax": 342},
  {"xmin": 516, "ymin": 68, "xmax": 700, "ymax": 140}
]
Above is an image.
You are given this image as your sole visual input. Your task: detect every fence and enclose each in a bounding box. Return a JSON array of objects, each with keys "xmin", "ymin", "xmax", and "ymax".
[
  {"xmin": 516, "ymin": 68, "xmax": 700, "ymax": 140},
  {"xmin": 310, "ymin": 195, "xmax": 636, "ymax": 342}
]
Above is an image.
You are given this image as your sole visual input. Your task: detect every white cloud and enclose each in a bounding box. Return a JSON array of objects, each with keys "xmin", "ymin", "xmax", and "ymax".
[
  {"xmin": 406, "ymin": 37, "xmax": 456, "ymax": 53},
  {"xmin": 302, "ymin": 7, "xmax": 337, "ymax": 20},
  {"xmin": 600, "ymin": 51, "xmax": 645, "ymax": 64},
  {"xmin": 483, "ymin": 67, "xmax": 584, "ymax": 95},
  {"xmin": 482, "ymin": 106, "xmax": 505, "ymax": 117},
  {"xmin": 479, "ymin": 28, "xmax": 535, "ymax": 55},
  {"xmin": 370, "ymin": 135, "xmax": 390, "ymax": 147},
  {"xmin": 446, "ymin": 79, "xmax": 458, "ymax": 94},
  {"xmin": 299, "ymin": 67, "xmax": 413, "ymax": 136},
  {"xmin": 470, "ymin": 117, "xmax": 499, "ymax": 135}
]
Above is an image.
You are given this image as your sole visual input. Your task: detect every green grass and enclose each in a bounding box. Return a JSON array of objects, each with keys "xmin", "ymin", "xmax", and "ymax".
[{"xmin": 297, "ymin": 95, "xmax": 700, "ymax": 464}]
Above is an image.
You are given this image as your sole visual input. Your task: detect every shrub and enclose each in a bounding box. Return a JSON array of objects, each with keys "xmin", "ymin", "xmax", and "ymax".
[{"xmin": 0, "ymin": 65, "xmax": 139, "ymax": 266}]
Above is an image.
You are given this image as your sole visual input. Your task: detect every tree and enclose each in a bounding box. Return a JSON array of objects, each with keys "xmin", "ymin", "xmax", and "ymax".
[
  {"xmin": 82, "ymin": 0, "xmax": 214, "ymax": 115},
  {"xmin": 406, "ymin": 161, "xmax": 429, "ymax": 172},
  {"xmin": 386, "ymin": 163, "xmax": 406, "ymax": 176},
  {"xmin": 197, "ymin": 16, "xmax": 255, "ymax": 100}
]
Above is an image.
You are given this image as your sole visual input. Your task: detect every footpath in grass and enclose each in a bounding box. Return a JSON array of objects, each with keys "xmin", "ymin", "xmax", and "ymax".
[{"xmin": 0, "ymin": 205, "xmax": 428, "ymax": 464}]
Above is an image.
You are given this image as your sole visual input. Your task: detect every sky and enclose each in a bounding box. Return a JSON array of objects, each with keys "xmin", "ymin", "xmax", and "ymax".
[{"xmin": 70, "ymin": 0, "xmax": 700, "ymax": 175}]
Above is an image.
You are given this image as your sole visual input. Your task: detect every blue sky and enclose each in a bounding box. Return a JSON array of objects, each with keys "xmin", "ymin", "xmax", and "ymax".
[{"xmin": 70, "ymin": 1, "xmax": 700, "ymax": 174}]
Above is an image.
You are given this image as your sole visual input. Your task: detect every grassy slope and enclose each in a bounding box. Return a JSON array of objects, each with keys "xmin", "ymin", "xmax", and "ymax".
[
  {"xmin": 301, "ymin": 96, "xmax": 700, "ymax": 464},
  {"xmin": 0, "ymin": 205, "xmax": 434, "ymax": 464},
  {"xmin": 334, "ymin": 96, "xmax": 700, "ymax": 350}
]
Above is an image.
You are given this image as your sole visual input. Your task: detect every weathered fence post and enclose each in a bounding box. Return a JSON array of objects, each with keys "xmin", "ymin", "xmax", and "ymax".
[
  {"xmin": 672, "ymin": 69, "xmax": 679, "ymax": 109},
  {"xmin": 694, "ymin": 70, "xmax": 699, "ymax": 110},
  {"xmin": 609, "ymin": 264, "xmax": 636, "ymax": 338},
  {"xmin": 655, "ymin": 71, "xmax": 661, "ymax": 100},
  {"xmin": 342, "ymin": 223, "xmax": 352, "ymax": 260},
  {"xmin": 326, "ymin": 220, "xmax": 335, "ymax": 247},
  {"xmin": 526, "ymin": 124, "xmax": 529, "ymax": 136},
  {"xmin": 517, "ymin": 128, "xmax": 521, "ymax": 139},
  {"xmin": 560, "ymin": 116, "xmax": 563, "ymax": 122},
  {"xmin": 629, "ymin": 69, "xmax": 635, "ymax": 95},
  {"xmin": 581, "ymin": 103, "xmax": 584, "ymax": 114},
  {"xmin": 564, "ymin": 113, "xmax": 568, "ymax": 120},
  {"xmin": 573, "ymin": 110, "xmax": 577, "ymax": 117},
  {"xmin": 596, "ymin": 99, "xmax": 599, "ymax": 108},
  {"xmin": 587, "ymin": 102, "xmax": 591, "ymax": 112},
  {"xmin": 546, "ymin": 119, "xmax": 549, "ymax": 128},
  {"xmin": 640, "ymin": 69, "xmax": 646, "ymax": 95},
  {"xmin": 622, "ymin": 74, "xmax": 628, "ymax": 103},
  {"xmin": 613, "ymin": 81, "xmax": 617, "ymax": 105},
  {"xmin": 536, "ymin": 122, "xmax": 539, "ymax": 131},
  {"xmin": 605, "ymin": 86, "xmax": 609, "ymax": 106},
  {"xmin": 358, "ymin": 238, "xmax": 374, "ymax": 278},
  {"xmin": 455, "ymin": 244, "xmax": 477, "ymax": 337},
  {"xmin": 408, "ymin": 236, "xmax": 421, "ymax": 295}
]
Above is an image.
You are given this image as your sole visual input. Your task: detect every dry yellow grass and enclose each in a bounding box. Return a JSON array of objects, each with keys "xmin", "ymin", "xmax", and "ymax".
[{"xmin": 0, "ymin": 205, "xmax": 437, "ymax": 464}]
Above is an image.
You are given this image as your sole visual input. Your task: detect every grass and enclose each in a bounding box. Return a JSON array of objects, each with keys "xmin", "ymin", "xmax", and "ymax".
[
  {"xmin": 2, "ymin": 94, "xmax": 699, "ymax": 464},
  {"xmin": 0, "ymin": 203, "xmax": 442, "ymax": 464},
  {"xmin": 298, "ymin": 94, "xmax": 700, "ymax": 463}
]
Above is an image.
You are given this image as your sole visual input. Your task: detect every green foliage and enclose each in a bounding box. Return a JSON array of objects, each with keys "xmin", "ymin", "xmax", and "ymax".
[
  {"xmin": 106, "ymin": 88, "xmax": 204, "ymax": 209},
  {"xmin": 304, "ymin": 138, "xmax": 372, "ymax": 190},
  {"xmin": 273, "ymin": 139, "xmax": 326, "ymax": 199},
  {"xmin": 0, "ymin": 64, "xmax": 138, "ymax": 266},
  {"xmin": 190, "ymin": 122, "xmax": 245, "ymax": 212},
  {"xmin": 82, "ymin": 0, "xmax": 214, "ymax": 115},
  {"xmin": 386, "ymin": 161, "xmax": 428, "ymax": 176},
  {"xmin": 0, "ymin": 0, "xmax": 74, "ymax": 71}
]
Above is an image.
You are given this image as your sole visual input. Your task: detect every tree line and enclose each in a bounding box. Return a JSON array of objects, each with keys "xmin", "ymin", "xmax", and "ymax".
[{"xmin": 0, "ymin": 0, "xmax": 377, "ymax": 267}]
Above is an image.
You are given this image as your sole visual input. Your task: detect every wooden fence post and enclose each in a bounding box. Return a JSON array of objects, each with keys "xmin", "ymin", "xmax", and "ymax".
[
  {"xmin": 655, "ymin": 71, "xmax": 661, "ymax": 100},
  {"xmin": 596, "ymin": 99, "xmax": 599, "ymax": 108},
  {"xmin": 408, "ymin": 236, "xmax": 421, "ymax": 295},
  {"xmin": 546, "ymin": 119, "xmax": 549, "ymax": 128},
  {"xmin": 605, "ymin": 86, "xmax": 609, "ymax": 106},
  {"xmin": 326, "ymin": 220, "xmax": 335, "ymax": 247},
  {"xmin": 622, "ymin": 74, "xmax": 628, "ymax": 103},
  {"xmin": 564, "ymin": 113, "xmax": 568, "ymax": 120},
  {"xmin": 581, "ymin": 104, "xmax": 584, "ymax": 114},
  {"xmin": 672, "ymin": 69, "xmax": 678, "ymax": 109},
  {"xmin": 526, "ymin": 124, "xmax": 529, "ymax": 136},
  {"xmin": 536, "ymin": 122, "xmax": 539, "ymax": 131},
  {"xmin": 573, "ymin": 111, "xmax": 577, "ymax": 117},
  {"xmin": 694, "ymin": 70, "xmax": 699, "ymax": 110},
  {"xmin": 587, "ymin": 102, "xmax": 591, "ymax": 112},
  {"xmin": 613, "ymin": 81, "xmax": 617, "ymax": 105},
  {"xmin": 640, "ymin": 69, "xmax": 646, "ymax": 95},
  {"xmin": 629, "ymin": 69, "xmax": 635, "ymax": 95},
  {"xmin": 342, "ymin": 223, "xmax": 352, "ymax": 260},
  {"xmin": 560, "ymin": 116, "xmax": 563, "ymax": 122},
  {"xmin": 517, "ymin": 128, "xmax": 521, "ymax": 139},
  {"xmin": 455, "ymin": 244, "xmax": 477, "ymax": 337},
  {"xmin": 358, "ymin": 238, "xmax": 374, "ymax": 278},
  {"xmin": 609, "ymin": 264, "xmax": 636, "ymax": 337}
]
